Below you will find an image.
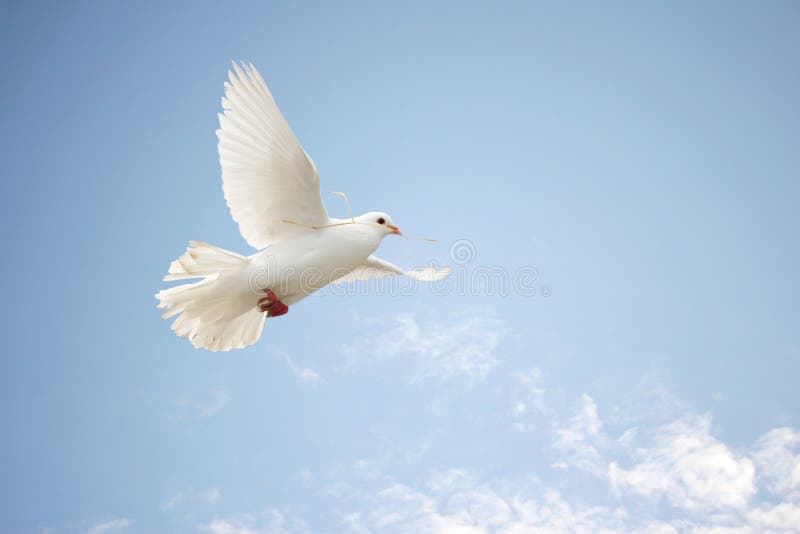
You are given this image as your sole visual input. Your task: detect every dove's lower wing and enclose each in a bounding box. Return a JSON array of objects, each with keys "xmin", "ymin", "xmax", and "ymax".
[
  {"xmin": 334, "ymin": 255, "xmax": 451, "ymax": 284},
  {"xmin": 217, "ymin": 62, "xmax": 329, "ymax": 249}
]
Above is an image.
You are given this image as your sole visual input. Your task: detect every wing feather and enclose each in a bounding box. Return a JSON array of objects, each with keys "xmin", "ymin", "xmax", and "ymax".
[
  {"xmin": 217, "ymin": 62, "xmax": 328, "ymax": 249},
  {"xmin": 333, "ymin": 255, "xmax": 451, "ymax": 284}
]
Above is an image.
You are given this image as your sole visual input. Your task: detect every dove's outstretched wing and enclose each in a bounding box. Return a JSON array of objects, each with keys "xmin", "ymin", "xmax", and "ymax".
[
  {"xmin": 217, "ymin": 62, "xmax": 329, "ymax": 249},
  {"xmin": 334, "ymin": 255, "xmax": 451, "ymax": 284}
]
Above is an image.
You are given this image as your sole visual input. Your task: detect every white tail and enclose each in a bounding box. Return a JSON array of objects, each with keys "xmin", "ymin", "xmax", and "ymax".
[{"xmin": 155, "ymin": 242, "xmax": 265, "ymax": 351}]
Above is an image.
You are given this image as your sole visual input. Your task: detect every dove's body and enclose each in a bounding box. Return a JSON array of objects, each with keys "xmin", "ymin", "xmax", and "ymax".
[
  {"xmin": 156, "ymin": 63, "xmax": 449, "ymax": 351},
  {"xmin": 247, "ymin": 219, "xmax": 383, "ymax": 305}
]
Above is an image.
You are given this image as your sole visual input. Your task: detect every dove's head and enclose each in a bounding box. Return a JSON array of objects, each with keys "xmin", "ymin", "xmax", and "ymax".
[{"xmin": 357, "ymin": 211, "xmax": 402, "ymax": 237}]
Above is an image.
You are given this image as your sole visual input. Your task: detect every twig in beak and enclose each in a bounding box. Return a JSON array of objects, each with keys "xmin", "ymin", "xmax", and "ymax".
[{"xmin": 328, "ymin": 191, "xmax": 355, "ymax": 223}]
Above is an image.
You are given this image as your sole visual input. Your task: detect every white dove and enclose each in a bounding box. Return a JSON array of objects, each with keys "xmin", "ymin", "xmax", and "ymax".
[{"xmin": 156, "ymin": 63, "xmax": 450, "ymax": 351}]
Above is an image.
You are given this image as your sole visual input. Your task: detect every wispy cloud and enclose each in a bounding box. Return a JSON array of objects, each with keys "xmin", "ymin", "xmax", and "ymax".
[
  {"xmin": 272, "ymin": 349, "xmax": 322, "ymax": 388},
  {"xmin": 317, "ymin": 382, "xmax": 800, "ymax": 533},
  {"xmin": 608, "ymin": 371, "xmax": 690, "ymax": 426},
  {"xmin": 202, "ymin": 509, "xmax": 310, "ymax": 534},
  {"xmin": 331, "ymin": 472, "xmax": 661, "ymax": 533},
  {"xmin": 341, "ymin": 311, "xmax": 507, "ymax": 384},
  {"xmin": 163, "ymin": 487, "xmax": 222, "ymax": 510},
  {"xmin": 172, "ymin": 388, "xmax": 230, "ymax": 419},
  {"xmin": 85, "ymin": 518, "xmax": 133, "ymax": 534},
  {"xmin": 203, "ymin": 518, "xmax": 258, "ymax": 534},
  {"xmin": 510, "ymin": 367, "xmax": 550, "ymax": 432},
  {"xmin": 328, "ymin": 455, "xmax": 800, "ymax": 533},
  {"xmin": 551, "ymin": 394, "xmax": 605, "ymax": 474},
  {"xmin": 752, "ymin": 427, "xmax": 800, "ymax": 502}
]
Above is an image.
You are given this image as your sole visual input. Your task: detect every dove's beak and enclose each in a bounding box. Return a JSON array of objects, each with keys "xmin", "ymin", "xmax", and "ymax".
[{"xmin": 388, "ymin": 225, "xmax": 402, "ymax": 235}]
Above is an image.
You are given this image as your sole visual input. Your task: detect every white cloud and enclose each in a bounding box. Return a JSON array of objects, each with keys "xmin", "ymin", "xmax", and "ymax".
[
  {"xmin": 85, "ymin": 518, "xmax": 133, "ymax": 534},
  {"xmin": 163, "ymin": 491, "xmax": 184, "ymax": 510},
  {"xmin": 173, "ymin": 388, "xmax": 229, "ymax": 419},
  {"xmin": 513, "ymin": 368, "xmax": 548, "ymax": 415},
  {"xmin": 314, "ymin": 380, "xmax": 800, "ymax": 533},
  {"xmin": 203, "ymin": 488, "xmax": 223, "ymax": 504},
  {"xmin": 191, "ymin": 340, "xmax": 795, "ymax": 534},
  {"xmin": 202, "ymin": 510, "xmax": 309, "ymax": 534},
  {"xmin": 341, "ymin": 311, "xmax": 507, "ymax": 384},
  {"xmin": 335, "ymin": 472, "xmax": 676, "ymax": 533},
  {"xmin": 163, "ymin": 487, "xmax": 222, "ymax": 510},
  {"xmin": 752, "ymin": 427, "xmax": 800, "ymax": 502},
  {"xmin": 304, "ymin": 409, "xmax": 800, "ymax": 533},
  {"xmin": 331, "ymin": 462, "xmax": 800, "ymax": 534},
  {"xmin": 609, "ymin": 414, "xmax": 756, "ymax": 512},
  {"xmin": 551, "ymin": 394, "xmax": 605, "ymax": 474},
  {"xmin": 296, "ymin": 469, "xmax": 313, "ymax": 485},
  {"xmin": 745, "ymin": 502, "xmax": 800, "ymax": 533},
  {"xmin": 510, "ymin": 367, "xmax": 549, "ymax": 432},
  {"xmin": 204, "ymin": 518, "xmax": 259, "ymax": 534},
  {"xmin": 426, "ymin": 469, "xmax": 473, "ymax": 494},
  {"xmin": 609, "ymin": 373, "xmax": 689, "ymax": 426},
  {"xmin": 357, "ymin": 483, "xmax": 484, "ymax": 533},
  {"xmin": 547, "ymin": 393, "xmax": 764, "ymax": 516},
  {"xmin": 272, "ymin": 349, "xmax": 322, "ymax": 388},
  {"xmin": 445, "ymin": 486, "xmax": 514, "ymax": 528}
]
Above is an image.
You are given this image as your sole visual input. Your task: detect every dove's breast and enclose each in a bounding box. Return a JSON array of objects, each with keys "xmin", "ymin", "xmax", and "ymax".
[{"xmin": 246, "ymin": 224, "xmax": 381, "ymax": 305}]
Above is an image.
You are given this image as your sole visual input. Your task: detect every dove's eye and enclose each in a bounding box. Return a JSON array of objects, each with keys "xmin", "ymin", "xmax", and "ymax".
[{"xmin": 377, "ymin": 217, "xmax": 385, "ymax": 225}]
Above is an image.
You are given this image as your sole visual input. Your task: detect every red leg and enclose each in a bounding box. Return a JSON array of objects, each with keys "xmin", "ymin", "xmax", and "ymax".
[
  {"xmin": 257, "ymin": 289, "xmax": 277, "ymax": 310},
  {"xmin": 268, "ymin": 301, "xmax": 289, "ymax": 317},
  {"xmin": 257, "ymin": 288, "xmax": 289, "ymax": 317}
]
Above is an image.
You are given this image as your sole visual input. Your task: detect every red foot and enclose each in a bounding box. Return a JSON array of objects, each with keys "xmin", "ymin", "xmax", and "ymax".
[{"xmin": 257, "ymin": 289, "xmax": 289, "ymax": 317}]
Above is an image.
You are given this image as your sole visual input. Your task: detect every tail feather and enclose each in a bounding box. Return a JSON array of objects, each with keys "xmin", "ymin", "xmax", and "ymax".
[
  {"xmin": 156, "ymin": 242, "xmax": 265, "ymax": 351},
  {"xmin": 164, "ymin": 241, "xmax": 248, "ymax": 281}
]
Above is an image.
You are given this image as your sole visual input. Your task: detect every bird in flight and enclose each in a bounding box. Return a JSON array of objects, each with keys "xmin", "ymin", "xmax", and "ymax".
[{"xmin": 156, "ymin": 62, "xmax": 450, "ymax": 351}]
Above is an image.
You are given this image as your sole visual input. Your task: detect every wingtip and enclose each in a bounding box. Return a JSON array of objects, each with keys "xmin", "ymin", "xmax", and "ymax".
[
  {"xmin": 407, "ymin": 265, "xmax": 452, "ymax": 282},
  {"xmin": 432, "ymin": 267, "xmax": 452, "ymax": 282},
  {"xmin": 245, "ymin": 62, "xmax": 259, "ymax": 78}
]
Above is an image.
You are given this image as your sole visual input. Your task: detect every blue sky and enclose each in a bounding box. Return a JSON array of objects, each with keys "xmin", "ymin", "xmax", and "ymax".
[{"xmin": 2, "ymin": 1, "xmax": 799, "ymax": 532}]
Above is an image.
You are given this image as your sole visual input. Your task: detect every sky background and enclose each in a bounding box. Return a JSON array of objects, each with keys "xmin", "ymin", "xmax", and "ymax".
[{"xmin": 2, "ymin": 1, "xmax": 799, "ymax": 532}]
